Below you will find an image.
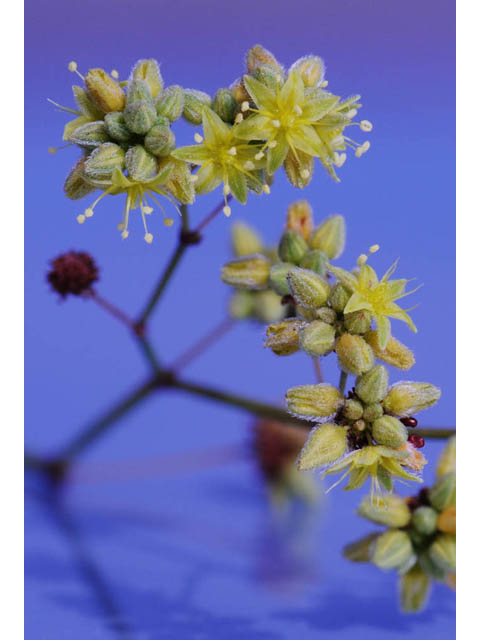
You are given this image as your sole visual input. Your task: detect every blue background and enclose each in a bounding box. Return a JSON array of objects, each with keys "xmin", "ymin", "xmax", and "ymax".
[{"xmin": 25, "ymin": 0, "xmax": 455, "ymax": 638}]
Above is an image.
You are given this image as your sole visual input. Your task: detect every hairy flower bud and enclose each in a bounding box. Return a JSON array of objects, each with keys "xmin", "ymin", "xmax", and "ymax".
[
  {"xmin": 131, "ymin": 59, "xmax": 163, "ymax": 99},
  {"xmin": 264, "ymin": 319, "xmax": 304, "ymax": 356},
  {"xmin": 182, "ymin": 89, "xmax": 212, "ymax": 124},
  {"xmin": 84, "ymin": 143, "xmax": 125, "ymax": 180},
  {"xmin": 372, "ymin": 415, "xmax": 408, "ymax": 448},
  {"xmin": 231, "ymin": 222, "xmax": 263, "ymax": 257},
  {"xmin": 69, "ymin": 121, "xmax": 110, "ymax": 148},
  {"xmin": 85, "ymin": 68, "xmax": 126, "ymax": 113},
  {"xmin": 126, "ymin": 79, "xmax": 154, "ymax": 105},
  {"xmin": 144, "ymin": 124, "xmax": 176, "ymax": 157},
  {"xmin": 364, "ymin": 330, "xmax": 415, "ymax": 370},
  {"xmin": 428, "ymin": 534, "xmax": 456, "ymax": 573},
  {"xmin": 329, "ymin": 283, "xmax": 350, "ymax": 312},
  {"xmin": 297, "ymin": 423, "xmax": 347, "ymax": 470},
  {"xmin": 400, "ymin": 565, "xmax": 431, "ymax": 613},
  {"xmin": 156, "ymin": 85, "xmax": 184, "ymax": 122},
  {"xmin": 285, "ymin": 384, "xmax": 343, "ymax": 421},
  {"xmin": 343, "ymin": 533, "xmax": 380, "ymax": 563},
  {"xmin": 290, "ymin": 55, "xmax": 325, "ymax": 88},
  {"xmin": 336, "ymin": 334, "xmax": 375, "ymax": 376},
  {"xmin": 358, "ymin": 494, "xmax": 411, "ymax": 528},
  {"xmin": 355, "ymin": 365, "xmax": 389, "ymax": 404},
  {"xmin": 63, "ymin": 157, "xmax": 96, "ymax": 200},
  {"xmin": 286, "ymin": 200, "xmax": 314, "ymax": 241},
  {"xmin": 412, "ymin": 506, "xmax": 438, "ymax": 535},
  {"xmin": 212, "ymin": 88, "xmax": 237, "ymax": 123},
  {"xmin": 230, "ymin": 77, "xmax": 250, "ymax": 103},
  {"xmin": 299, "ymin": 320, "xmax": 335, "ymax": 356},
  {"xmin": 436, "ymin": 436, "xmax": 456, "ymax": 478},
  {"xmin": 268, "ymin": 262, "xmax": 294, "ymax": 296},
  {"xmin": 428, "ymin": 472, "xmax": 456, "ymax": 512},
  {"xmin": 278, "ymin": 230, "xmax": 308, "ymax": 264},
  {"xmin": 343, "ymin": 398, "xmax": 363, "ymax": 421},
  {"xmin": 125, "ymin": 145, "xmax": 157, "ymax": 182},
  {"xmin": 299, "ymin": 250, "xmax": 329, "ymax": 277},
  {"xmin": 382, "ymin": 382, "xmax": 441, "ymax": 417},
  {"xmin": 124, "ymin": 100, "xmax": 157, "ymax": 135},
  {"xmin": 344, "ymin": 310, "xmax": 372, "ymax": 335},
  {"xmin": 246, "ymin": 44, "xmax": 283, "ymax": 74},
  {"xmin": 309, "ymin": 215, "xmax": 346, "ymax": 260},
  {"xmin": 221, "ymin": 255, "xmax": 271, "ymax": 290},
  {"xmin": 253, "ymin": 290, "xmax": 285, "ymax": 324},
  {"xmin": 287, "ymin": 268, "xmax": 330, "ymax": 309},
  {"xmin": 72, "ymin": 85, "xmax": 104, "ymax": 120},
  {"xmin": 252, "ymin": 64, "xmax": 285, "ymax": 92},
  {"xmin": 437, "ymin": 506, "xmax": 456, "ymax": 535},
  {"xmin": 363, "ymin": 403, "xmax": 383, "ymax": 422},
  {"xmin": 372, "ymin": 530, "xmax": 414, "ymax": 570},
  {"xmin": 284, "ymin": 149, "xmax": 314, "ymax": 188},
  {"xmin": 161, "ymin": 157, "xmax": 195, "ymax": 204},
  {"xmin": 315, "ymin": 307, "xmax": 337, "ymax": 324},
  {"xmin": 104, "ymin": 112, "xmax": 132, "ymax": 143},
  {"xmin": 47, "ymin": 251, "xmax": 98, "ymax": 297}
]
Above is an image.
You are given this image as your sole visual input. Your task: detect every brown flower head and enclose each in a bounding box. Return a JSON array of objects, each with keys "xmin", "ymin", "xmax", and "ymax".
[{"xmin": 47, "ymin": 251, "xmax": 99, "ymax": 297}]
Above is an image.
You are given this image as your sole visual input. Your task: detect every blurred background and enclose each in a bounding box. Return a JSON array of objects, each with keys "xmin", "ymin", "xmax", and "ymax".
[{"xmin": 25, "ymin": 0, "xmax": 455, "ymax": 638}]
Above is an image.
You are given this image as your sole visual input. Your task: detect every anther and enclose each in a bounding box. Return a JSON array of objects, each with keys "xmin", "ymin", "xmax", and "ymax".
[
  {"xmin": 142, "ymin": 206, "xmax": 154, "ymax": 214},
  {"xmin": 360, "ymin": 120, "xmax": 373, "ymax": 132},
  {"xmin": 369, "ymin": 244, "xmax": 380, "ymax": 254},
  {"xmin": 194, "ymin": 133, "xmax": 203, "ymax": 143},
  {"xmin": 234, "ymin": 113, "xmax": 244, "ymax": 124},
  {"xmin": 244, "ymin": 161, "xmax": 255, "ymax": 170},
  {"xmin": 77, "ymin": 214, "xmax": 86, "ymax": 224},
  {"xmin": 163, "ymin": 218, "xmax": 174, "ymax": 227},
  {"xmin": 254, "ymin": 151, "xmax": 265, "ymax": 160},
  {"xmin": 144, "ymin": 233, "xmax": 153, "ymax": 243},
  {"xmin": 346, "ymin": 109, "xmax": 358, "ymax": 119},
  {"xmin": 319, "ymin": 80, "xmax": 329, "ymax": 88},
  {"xmin": 48, "ymin": 147, "xmax": 57, "ymax": 154},
  {"xmin": 223, "ymin": 205, "xmax": 232, "ymax": 217},
  {"xmin": 84, "ymin": 208, "xmax": 94, "ymax": 218},
  {"xmin": 357, "ymin": 254, "xmax": 368, "ymax": 266},
  {"xmin": 223, "ymin": 184, "xmax": 231, "ymax": 195},
  {"xmin": 227, "ymin": 146, "xmax": 237, "ymax": 156},
  {"xmin": 68, "ymin": 61, "xmax": 78, "ymax": 72},
  {"xmin": 111, "ymin": 70, "xmax": 119, "ymax": 79},
  {"xmin": 121, "ymin": 230, "xmax": 130, "ymax": 239},
  {"xmin": 241, "ymin": 101, "xmax": 250, "ymax": 112},
  {"xmin": 262, "ymin": 184, "xmax": 271, "ymax": 194},
  {"xmin": 334, "ymin": 152, "xmax": 347, "ymax": 167}
]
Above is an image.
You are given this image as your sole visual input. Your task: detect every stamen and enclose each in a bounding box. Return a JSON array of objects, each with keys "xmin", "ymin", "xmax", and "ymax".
[
  {"xmin": 254, "ymin": 151, "xmax": 265, "ymax": 160},
  {"xmin": 268, "ymin": 140, "xmax": 278, "ymax": 149},
  {"xmin": 272, "ymin": 120, "xmax": 281, "ymax": 128},
  {"xmin": 77, "ymin": 214, "xmax": 86, "ymax": 224},
  {"xmin": 227, "ymin": 146, "xmax": 237, "ymax": 156},
  {"xmin": 360, "ymin": 120, "xmax": 373, "ymax": 132},
  {"xmin": 68, "ymin": 61, "xmax": 84, "ymax": 80},
  {"xmin": 262, "ymin": 184, "xmax": 271, "ymax": 194},
  {"xmin": 142, "ymin": 205, "xmax": 154, "ymax": 214},
  {"xmin": 334, "ymin": 152, "xmax": 347, "ymax": 167},
  {"xmin": 84, "ymin": 208, "xmax": 94, "ymax": 218},
  {"xmin": 241, "ymin": 101, "xmax": 250, "ymax": 112},
  {"xmin": 357, "ymin": 254, "xmax": 368, "ymax": 266},
  {"xmin": 244, "ymin": 160, "xmax": 255, "ymax": 170},
  {"xmin": 369, "ymin": 244, "xmax": 380, "ymax": 254},
  {"xmin": 111, "ymin": 70, "xmax": 119, "ymax": 79},
  {"xmin": 194, "ymin": 133, "xmax": 203, "ymax": 143},
  {"xmin": 300, "ymin": 169, "xmax": 310, "ymax": 179},
  {"xmin": 223, "ymin": 205, "xmax": 232, "ymax": 217},
  {"xmin": 121, "ymin": 230, "xmax": 130, "ymax": 239},
  {"xmin": 223, "ymin": 184, "xmax": 231, "ymax": 195},
  {"xmin": 293, "ymin": 105, "xmax": 303, "ymax": 115},
  {"xmin": 163, "ymin": 218, "xmax": 174, "ymax": 227},
  {"xmin": 234, "ymin": 113, "xmax": 244, "ymax": 124},
  {"xmin": 144, "ymin": 233, "xmax": 153, "ymax": 243}
]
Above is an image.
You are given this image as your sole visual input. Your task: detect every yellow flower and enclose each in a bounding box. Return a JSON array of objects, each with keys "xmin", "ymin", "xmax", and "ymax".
[
  {"xmin": 172, "ymin": 108, "xmax": 268, "ymax": 215},
  {"xmin": 330, "ymin": 258, "xmax": 420, "ymax": 349}
]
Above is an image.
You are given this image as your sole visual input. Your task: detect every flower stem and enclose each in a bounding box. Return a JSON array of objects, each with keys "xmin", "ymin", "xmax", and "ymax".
[
  {"xmin": 88, "ymin": 289, "xmax": 134, "ymax": 330},
  {"xmin": 313, "ymin": 357, "xmax": 323, "ymax": 382},
  {"xmin": 415, "ymin": 428, "xmax": 456, "ymax": 439},
  {"xmin": 171, "ymin": 317, "xmax": 235, "ymax": 372},
  {"xmin": 339, "ymin": 370, "xmax": 348, "ymax": 394}
]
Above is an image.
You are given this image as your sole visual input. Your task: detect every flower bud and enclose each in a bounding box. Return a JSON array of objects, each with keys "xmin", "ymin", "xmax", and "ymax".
[
  {"xmin": 278, "ymin": 230, "xmax": 308, "ymax": 264},
  {"xmin": 400, "ymin": 565, "xmax": 431, "ymax": 613},
  {"xmin": 144, "ymin": 124, "xmax": 176, "ymax": 157},
  {"xmin": 382, "ymin": 382, "xmax": 441, "ymax": 417},
  {"xmin": 412, "ymin": 506, "xmax": 438, "ymax": 535},
  {"xmin": 285, "ymin": 384, "xmax": 343, "ymax": 421},
  {"xmin": 343, "ymin": 533, "xmax": 379, "ymax": 563},
  {"xmin": 231, "ymin": 222, "xmax": 263, "ymax": 257},
  {"xmin": 355, "ymin": 365, "xmax": 389, "ymax": 404},
  {"xmin": 316, "ymin": 306, "xmax": 337, "ymax": 324},
  {"xmin": 253, "ymin": 290, "xmax": 285, "ymax": 324},
  {"xmin": 268, "ymin": 262, "xmax": 294, "ymax": 296},
  {"xmin": 343, "ymin": 398, "xmax": 363, "ymax": 421},
  {"xmin": 104, "ymin": 112, "xmax": 132, "ymax": 143},
  {"xmin": 363, "ymin": 403, "xmax": 383, "ymax": 422},
  {"xmin": 329, "ymin": 283, "xmax": 350, "ymax": 312},
  {"xmin": 284, "ymin": 149, "xmax": 314, "ymax": 188},
  {"xmin": 229, "ymin": 77, "xmax": 250, "ymax": 103},
  {"xmin": 131, "ymin": 59, "xmax": 163, "ymax": 99},
  {"xmin": 125, "ymin": 145, "xmax": 157, "ymax": 182},
  {"xmin": 212, "ymin": 88, "xmax": 237, "ymax": 123},
  {"xmin": 162, "ymin": 157, "xmax": 195, "ymax": 204},
  {"xmin": 299, "ymin": 320, "xmax": 335, "ymax": 357},
  {"xmin": 428, "ymin": 472, "xmax": 456, "ymax": 511},
  {"xmin": 364, "ymin": 330, "xmax": 415, "ymax": 370},
  {"xmin": 290, "ymin": 55, "xmax": 325, "ymax": 87},
  {"xmin": 126, "ymin": 79, "xmax": 154, "ymax": 105},
  {"xmin": 297, "ymin": 423, "xmax": 347, "ymax": 470},
  {"xmin": 309, "ymin": 215, "xmax": 346, "ymax": 260},
  {"xmin": 336, "ymin": 334, "xmax": 375, "ymax": 376},
  {"xmin": 299, "ymin": 250, "xmax": 329, "ymax": 277},
  {"xmin": 372, "ymin": 415, "xmax": 408, "ymax": 448},
  {"xmin": 252, "ymin": 64, "xmax": 285, "ymax": 92},
  {"xmin": 418, "ymin": 551, "xmax": 446, "ymax": 580},
  {"xmin": 68, "ymin": 121, "xmax": 110, "ymax": 148},
  {"xmin": 182, "ymin": 89, "xmax": 212, "ymax": 124},
  {"xmin": 344, "ymin": 310, "xmax": 372, "ymax": 335},
  {"xmin": 437, "ymin": 506, "xmax": 456, "ymax": 535},
  {"xmin": 358, "ymin": 494, "xmax": 411, "ymax": 528},
  {"xmin": 123, "ymin": 100, "xmax": 157, "ymax": 135},
  {"xmin": 221, "ymin": 255, "xmax": 271, "ymax": 290},
  {"xmin": 287, "ymin": 268, "xmax": 330, "ymax": 309},
  {"xmin": 63, "ymin": 157, "xmax": 96, "ymax": 200},
  {"xmin": 264, "ymin": 319, "xmax": 303, "ymax": 356},
  {"xmin": 156, "ymin": 85, "xmax": 185, "ymax": 122},
  {"xmin": 229, "ymin": 290, "xmax": 254, "ymax": 319},
  {"xmin": 72, "ymin": 85, "xmax": 103, "ymax": 119},
  {"xmin": 246, "ymin": 45, "xmax": 283, "ymax": 74},
  {"xmin": 286, "ymin": 201, "xmax": 314, "ymax": 241},
  {"xmin": 373, "ymin": 530, "xmax": 414, "ymax": 570},
  {"xmin": 84, "ymin": 143, "xmax": 125, "ymax": 181},
  {"xmin": 436, "ymin": 436, "xmax": 456, "ymax": 478},
  {"xmin": 85, "ymin": 68, "xmax": 126, "ymax": 113},
  {"xmin": 428, "ymin": 534, "xmax": 456, "ymax": 573}
]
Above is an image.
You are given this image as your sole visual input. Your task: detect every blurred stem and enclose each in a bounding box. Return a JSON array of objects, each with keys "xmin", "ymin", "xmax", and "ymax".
[
  {"xmin": 88, "ymin": 290, "xmax": 134, "ymax": 331},
  {"xmin": 171, "ymin": 316, "xmax": 235, "ymax": 372},
  {"xmin": 312, "ymin": 357, "xmax": 323, "ymax": 383},
  {"xmin": 339, "ymin": 370, "xmax": 348, "ymax": 394},
  {"xmin": 415, "ymin": 428, "xmax": 456, "ymax": 439}
]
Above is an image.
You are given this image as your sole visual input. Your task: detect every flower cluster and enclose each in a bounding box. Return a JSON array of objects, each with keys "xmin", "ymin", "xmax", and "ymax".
[
  {"xmin": 344, "ymin": 437, "xmax": 456, "ymax": 612},
  {"xmin": 47, "ymin": 250, "xmax": 98, "ymax": 297},
  {"xmin": 220, "ymin": 201, "xmax": 441, "ymax": 495}
]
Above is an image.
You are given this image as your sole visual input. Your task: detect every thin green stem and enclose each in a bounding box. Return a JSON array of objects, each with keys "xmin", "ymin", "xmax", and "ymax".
[
  {"xmin": 136, "ymin": 336, "xmax": 162, "ymax": 372},
  {"xmin": 339, "ymin": 370, "xmax": 348, "ymax": 394},
  {"xmin": 415, "ymin": 428, "xmax": 456, "ymax": 439},
  {"xmin": 313, "ymin": 357, "xmax": 323, "ymax": 382}
]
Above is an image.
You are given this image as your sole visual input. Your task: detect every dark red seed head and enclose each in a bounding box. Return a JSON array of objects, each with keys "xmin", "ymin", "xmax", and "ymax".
[
  {"xmin": 401, "ymin": 417, "xmax": 418, "ymax": 428},
  {"xmin": 281, "ymin": 294, "xmax": 296, "ymax": 306},
  {"xmin": 408, "ymin": 434, "xmax": 425, "ymax": 448},
  {"xmin": 47, "ymin": 251, "xmax": 99, "ymax": 297}
]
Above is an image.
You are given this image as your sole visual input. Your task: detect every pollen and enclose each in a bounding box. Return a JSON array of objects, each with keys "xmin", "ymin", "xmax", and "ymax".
[
  {"xmin": 194, "ymin": 133, "xmax": 203, "ymax": 143},
  {"xmin": 262, "ymin": 184, "xmax": 271, "ymax": 194},
  {"xmin": 241, "ymin": 101, "xmax": 250, "ymax": 112},
  {"xmin": 223, "ymin": 205, "xmax": 232, "ymax": 217},
  {"xmin": 360, "ymin": 120, "xmax": 373, "ymax": 132},
  {"xmin": 227, "ymin": 146, "xmax": 237, "ymax": 156},
  {"xmin": 234, "ymin": 113, "xmax": 244, "ymax": 124},
  {"xmin": 68, "ymin": 61, "xmax": 78, "ymax": 72},
  {"xmin": 84, "ymin": 208, "xmax": 94, "ymax": 218},
  {"xmin": 272, "ymin": 120, "xmax": 281, "ymax": 128},
  {"xmin": 254, "ymin": 151, "xmax": 265, "ymax": 160},
  {"xmin": 244, "ymin": 161, "xmax": 255, "ymax": 170},
  {"xmin": 300, "ymin": 169, "xmax": 310, "ymax": 179},
  {"xmin": 144, "ymin": 233, "xmax": 153, "ymax": 243},
  {"xmin": 111, "ymin": 70, "xmax": 119, "ymax": 79},
  {"xmin": 77, "ymin": 214, "xmax": 86, "ymax": 224}
]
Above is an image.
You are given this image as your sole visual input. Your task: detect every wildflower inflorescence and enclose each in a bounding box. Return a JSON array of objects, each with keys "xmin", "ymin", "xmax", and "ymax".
[
  {"xmin": 220, "ymin": 202, "xmax": 441, "ymax": 497},
  {"xmin": 51, "ymin": 45, "xmax": 370, "ymax": 241}
]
